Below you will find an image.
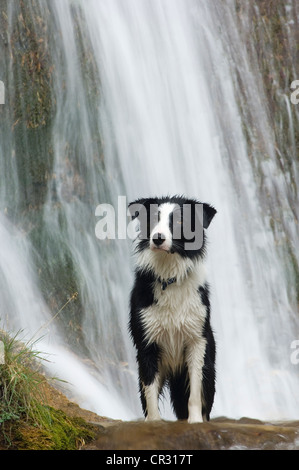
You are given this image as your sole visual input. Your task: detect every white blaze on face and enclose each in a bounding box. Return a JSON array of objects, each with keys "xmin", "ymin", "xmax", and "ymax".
[{"xmin": 150, "ymin": 203, "xmax": 175, "ymax": 252}]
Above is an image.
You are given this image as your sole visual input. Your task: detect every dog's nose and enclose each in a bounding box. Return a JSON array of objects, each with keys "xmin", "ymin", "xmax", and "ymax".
[{"xmin": 153, "ymin": 232, "xmax": 166, "ymax": 246}]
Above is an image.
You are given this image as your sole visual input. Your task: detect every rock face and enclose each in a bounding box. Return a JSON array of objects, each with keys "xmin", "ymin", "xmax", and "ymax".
[{"xmin": 83, "ymin": 418, "xmax": 299, "ymax": 450}]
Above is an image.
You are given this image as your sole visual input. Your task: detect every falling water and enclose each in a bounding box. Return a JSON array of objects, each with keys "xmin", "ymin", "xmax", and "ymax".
[{"xmin": 0, "ymin": 0, "xmax": 299, "ymax": 421}]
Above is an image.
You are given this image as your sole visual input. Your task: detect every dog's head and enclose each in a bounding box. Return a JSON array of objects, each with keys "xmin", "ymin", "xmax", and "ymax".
[{"xmin": 128, "ymin": 196, "xmax": 216, "ymax": 260}]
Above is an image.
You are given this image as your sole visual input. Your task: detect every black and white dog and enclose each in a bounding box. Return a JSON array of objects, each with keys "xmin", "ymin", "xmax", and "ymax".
[{"xmin": 128, "ymin": 195, "xmax": 216, "ymax": 423}]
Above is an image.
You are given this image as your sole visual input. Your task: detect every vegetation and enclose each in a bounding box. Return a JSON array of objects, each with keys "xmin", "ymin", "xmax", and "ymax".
[{"xmin": 0, "ymin": 330, "xmax": 96, "ymax": 450}]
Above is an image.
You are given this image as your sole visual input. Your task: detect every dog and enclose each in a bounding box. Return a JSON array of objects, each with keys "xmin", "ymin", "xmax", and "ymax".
[{"xmin": 128, "ymin": 195, "xmax": 216, "ymax": 423}]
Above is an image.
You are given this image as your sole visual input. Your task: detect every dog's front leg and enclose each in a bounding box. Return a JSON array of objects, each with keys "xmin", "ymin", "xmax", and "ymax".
[
  {"xmin": 138, "ymin": 342, "xmax": 162, "ymax": 421},
  {"xmin": 143, "ymin": 374, "xmax": 161, "ymax": 421},
  {"xmin": 187, "ymin": 340, "xmax": 207, "ymax": 424}
]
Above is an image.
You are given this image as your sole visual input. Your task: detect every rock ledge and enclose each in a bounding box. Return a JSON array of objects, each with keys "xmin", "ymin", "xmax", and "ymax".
[{"xmin": 82, "ymin": 417, "xmax": 299, "ymax": 450}]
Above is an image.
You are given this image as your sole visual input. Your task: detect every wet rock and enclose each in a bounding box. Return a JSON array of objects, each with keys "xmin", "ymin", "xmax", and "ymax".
[{"xmin": 83, "ymin": 417, "xmax": 299, "ymax": 450}]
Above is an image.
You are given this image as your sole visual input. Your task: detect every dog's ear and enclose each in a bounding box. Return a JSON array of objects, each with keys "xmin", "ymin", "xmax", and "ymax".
[
  {"xmin": 203, "ymin": 203, "xmax": 217, "ymax": 229},
  {"xmin": 128, "ymin": 198, "xmax": 148, "ymax": 220}
]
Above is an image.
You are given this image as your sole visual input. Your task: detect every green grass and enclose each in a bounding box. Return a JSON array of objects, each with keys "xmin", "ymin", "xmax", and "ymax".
[
  {"xmin": 0, "ymin": 331, "xmax": 48, "ymax": 426},
  {"xmin": 0, "ymin": 330, "xmax": 96, "ymax": 449}
]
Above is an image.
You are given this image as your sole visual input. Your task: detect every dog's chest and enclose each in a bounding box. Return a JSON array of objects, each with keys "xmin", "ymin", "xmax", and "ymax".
[{"xmin": 141, "ymin": 279, "xmax": 207, "ymax": 353}]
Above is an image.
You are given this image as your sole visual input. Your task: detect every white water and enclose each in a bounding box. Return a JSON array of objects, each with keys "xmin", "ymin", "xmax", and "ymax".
[{"xmin": 1, "ymin": 0, "xmax": 299, "ymax": 421}]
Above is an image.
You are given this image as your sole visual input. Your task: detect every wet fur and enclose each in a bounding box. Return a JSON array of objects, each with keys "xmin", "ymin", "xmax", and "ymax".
[{"xmin": 129, "ymin": 196, "xmax": 216, "ymax": 422}]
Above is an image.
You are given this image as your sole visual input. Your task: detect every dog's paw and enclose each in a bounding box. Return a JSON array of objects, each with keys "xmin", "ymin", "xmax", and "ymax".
[
  {"xmin": 188, "ymin": 416, "xmax": 203, "ymax": 424},
  {"xmin": 188, "ymin": 407, "xmax": 203, "ymax": 423},
  {"xmin": 188, "ymin": 403, "xmax": 203, "ymax": 424},
  {"xmin": 145, "ymin": 415, "xmax": 161, "ymax": 422}
]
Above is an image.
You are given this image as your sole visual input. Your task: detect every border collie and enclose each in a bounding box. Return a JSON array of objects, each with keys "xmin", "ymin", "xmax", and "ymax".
[{"xmin": 128, "ymin": 195, "xmax": 216, "ymax": 423}]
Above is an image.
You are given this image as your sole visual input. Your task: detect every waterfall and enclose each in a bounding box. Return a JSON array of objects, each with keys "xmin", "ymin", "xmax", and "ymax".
[{"xmin": 0, "ymin": 0, "xmax": 299, "ymax": 421}]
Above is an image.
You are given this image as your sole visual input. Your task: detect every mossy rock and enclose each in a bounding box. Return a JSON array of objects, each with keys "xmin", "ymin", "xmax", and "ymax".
[
  {"xmin": 2, "ymin": 407, "xmax": 97, "ymax": 450},
  {"xmin": 10, "ymin": 0, "xmax": 55, "ymax": 130}
]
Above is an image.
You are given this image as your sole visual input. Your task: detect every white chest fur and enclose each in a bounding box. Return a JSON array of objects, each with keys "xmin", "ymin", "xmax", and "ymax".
[{"xmin": 140, "ymin": 265, "xmax": 208, "ymax": 372}]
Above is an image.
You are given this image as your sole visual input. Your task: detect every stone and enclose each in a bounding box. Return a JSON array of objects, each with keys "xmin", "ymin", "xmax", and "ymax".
[{"xmin": 82, "ymin": 417, "xmax": 299, "ymax": 450}]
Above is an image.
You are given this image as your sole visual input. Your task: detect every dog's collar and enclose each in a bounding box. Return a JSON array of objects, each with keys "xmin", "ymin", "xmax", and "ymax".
[
  {"xmin": 158, "ymin": 276, "xmax": 177, "ymax": 291},
  {"xmin": 157, "ymin": 267, "xmax": 192, "ymax": 291}
]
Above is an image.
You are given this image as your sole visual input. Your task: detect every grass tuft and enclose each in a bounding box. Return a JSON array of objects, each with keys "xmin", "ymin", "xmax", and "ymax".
[
  {"xmin": 0, "ymin": 330, "xmax": 95, "ymax": 449},
  {"xmin": 0, "ymin": 330, "xmax": 49, "ymax": 427}
]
